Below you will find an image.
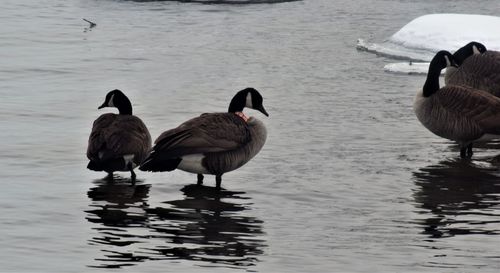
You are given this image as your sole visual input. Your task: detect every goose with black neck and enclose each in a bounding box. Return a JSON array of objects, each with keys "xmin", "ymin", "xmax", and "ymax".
[
  {"xmin": 140, "ymin": 87, "xmax": 269, "ymax": 190},
  {"xmin": 87, "ymin": 89, "xmax": 152, "ymax": 182},
  {"xmin": 414, "ymin": 51, "xmax": 500, "ymax": 158},
  {"xmin": 445, "ymin": 41, "xmax": 500, "ymax": 98}
]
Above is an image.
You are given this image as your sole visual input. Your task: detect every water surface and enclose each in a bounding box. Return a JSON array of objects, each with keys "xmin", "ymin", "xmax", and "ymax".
[{"xmin": 1, "ymin": 0, "xmax": 500, "ymax": 272}]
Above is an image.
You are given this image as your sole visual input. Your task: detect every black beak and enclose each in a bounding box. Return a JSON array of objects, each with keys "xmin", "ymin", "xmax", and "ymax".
[
  {"xmin": 257, "ymin": 105, "xmax": 269, "ymax": 117},
  {"xmin": 98, "ymin": 103, "xmax": 106, "ymax": 109}
]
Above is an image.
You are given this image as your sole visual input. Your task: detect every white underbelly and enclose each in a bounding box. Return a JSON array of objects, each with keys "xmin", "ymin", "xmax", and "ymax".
[{"xmin": 177, "ymin": 154, "xmax": 210, "ymax": 174}]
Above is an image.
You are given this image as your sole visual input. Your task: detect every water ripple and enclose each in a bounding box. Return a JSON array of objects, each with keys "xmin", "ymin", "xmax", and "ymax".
[
  {"xmin": 412, "ymin": 157, "xmax": 500, "ymax": 238},
  {"xmin": 86, "ymin": 179, "xmax": 266, "ymax": 269}
]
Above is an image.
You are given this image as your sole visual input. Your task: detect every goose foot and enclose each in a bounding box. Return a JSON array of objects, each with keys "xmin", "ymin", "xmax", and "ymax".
[
  {"xmin": 215, "ymin": 175, "xmax": 222, "ymax": 190},
  {"xmin": 197, "ymin": 174, "xmax": 204, "ymax": 186}
]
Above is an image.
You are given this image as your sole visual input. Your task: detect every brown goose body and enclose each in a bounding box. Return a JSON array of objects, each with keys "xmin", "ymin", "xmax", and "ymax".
[
  {"xmin": 446, "ymin": 51, "xmax": 500, "ymax": 97},
  {"xmin": 140, "ymin": 87, "xmax": 269, "ymax": 189},
  {"xmin": 142, "ymin": 112, "xmax": 266, "ymax": 175},
  {"xmin": 87, "ymin": 113, "xmax": 152, "ymax": 171},
  {"xmin": 414, "ymin": 86, "xmax": 500, "ymax": 145},
  {"xmin": 87, "ymin": 89, "xmax": 152, "ymax": 180}
]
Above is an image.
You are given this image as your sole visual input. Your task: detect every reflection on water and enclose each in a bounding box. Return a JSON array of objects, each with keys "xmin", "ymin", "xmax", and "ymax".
[
  {"xmin": 86, "ymin": 180, "xmax": 265, "ymax": 269},
  {"xmin": 413, "ymin": 157, "xmax": 500, "ymax": 238}
]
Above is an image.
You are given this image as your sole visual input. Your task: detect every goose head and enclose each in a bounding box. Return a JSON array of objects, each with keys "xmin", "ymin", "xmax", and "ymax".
[
  {"xmin": 98, "ymin": 89, "xmax": 133, "ymax": 115},
  {"xmin": 453, "ymin": 41, "xmax": 487, "ymax": 65},
  {"xmin": 423, "ymin": 51, "xmax": 457, "ymax": 97},
  {"xmin": 228, "ymin": 87, "xmax": 269, "ymax": 117}
]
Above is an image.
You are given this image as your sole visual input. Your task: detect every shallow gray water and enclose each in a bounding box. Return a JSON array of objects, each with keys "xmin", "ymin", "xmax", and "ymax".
[{"xmin": 1, "ymin": 0, "xmax": 500, "ymax": 272}]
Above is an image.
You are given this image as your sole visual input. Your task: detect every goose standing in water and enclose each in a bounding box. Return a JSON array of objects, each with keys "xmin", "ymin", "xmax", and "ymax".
[
  {"xmin": 414, "ymin": 51, "xmax": 500, "ymax": 158},
  {"xmin": 87, "ymin": 89, "xmax": 152, "ymax": 182},
  {"xmin": 445, "ymin": 42, "xmax": 500, "ymax": 97},
  {"xmin": 140, "ymin": 87, "xmax": 269, "ymax": 189}
]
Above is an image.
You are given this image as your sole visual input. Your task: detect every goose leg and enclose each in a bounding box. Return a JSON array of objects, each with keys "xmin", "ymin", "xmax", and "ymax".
[
  {"xmin": 215, "ymin": 175, "xmax": 222, "ymax": 190},
  {"xmin": 128, "ymin": 163, "xmax": 136, "ymax": 185},
  {"xmin": 197, "ymin": 174, "xmax": 204, "ymax": 186},
  {"xmin": 466, "ymin": 143, "xmax": 473, "ymax": 158},
  {"xmin": 105, "ymin": 172, "xmax": 114, "ymax": 181},
  {"xmin": 460, "ymin": 147, "xmax": 467, "ymax": 158}
]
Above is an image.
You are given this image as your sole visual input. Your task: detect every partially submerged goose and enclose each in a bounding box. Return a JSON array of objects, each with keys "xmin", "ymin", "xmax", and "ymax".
[
  {"xmin": 87, "ymin": 89, "xmax": 152, "ymax": 181},
  {"xmin": 140, "ymin": 87, "xmax": 269, "ymax": 189},
  {"xmin": 414, "ymin": 51, "xmax": 500, "ymax": 158},
  {"xmin": 445, "ymin": 42, "xmax": 500, "ymax": 97}
]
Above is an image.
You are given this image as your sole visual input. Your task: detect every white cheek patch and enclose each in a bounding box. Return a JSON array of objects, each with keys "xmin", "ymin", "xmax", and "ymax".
[
  {"xmin": 445, "ymin": 55, "xmax": 451, "ymax": 67},
  {"xmin": 473, "ymin": 45, "xmax": 481, "ymax": 54},
  {"xmin": 108, "ymin": 94, "xmax": 115, "ymax": 107},
  {"xmin": 245, "ymin": 92, "xmax": 253, "ymax": 108}
]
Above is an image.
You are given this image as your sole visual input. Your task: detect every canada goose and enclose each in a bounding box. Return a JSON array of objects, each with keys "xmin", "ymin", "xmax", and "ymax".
[
  {"xmin": 414, "ymin": 50, "xmax": 500, "ymax": 158},
  {"xmin": 445, "ymin": 42, "xmax": 500, "ymax": 97},
  {"xmin": 445, "ymin": 42, "xmax": 485, "ymax": 84},
  {"xmin": 87, "ymin": 89, "xmax": 152, "ymax": 182},
  {"xmin": 140, "ymin": 87, "xmax": 269, "ymax": 189}
]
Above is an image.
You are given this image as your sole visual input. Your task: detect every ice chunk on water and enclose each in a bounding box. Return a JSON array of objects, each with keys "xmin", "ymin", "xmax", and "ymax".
[
  {"xmin": 357, "ymin": 39, "xmax": 432, "ymax": 62},
  {"xmin": 358, "ymin": 14, "xmax": 500, "ymax": 74},
  {"xmin": 390, "ymin": 13, "xmax": 500, "ymax": 55},
  {"xmin": 383, "ymin": 62, "xmax": 432, "ymax": 75}
]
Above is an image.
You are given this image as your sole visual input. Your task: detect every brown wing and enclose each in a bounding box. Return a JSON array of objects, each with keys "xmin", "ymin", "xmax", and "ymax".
[
  {"xmin": 437, "ymin": 86, "xmax": 500, "ymax": 134},
  {"xmin": 87, "ymin": 113, "xmax": 116, "ymax": 160},
  {"xmin": 448, "ymin": 51, "xmax": 500, "ymax": 97},
  {"xmin": 87, "ymin": 113, "xmax": 152, "ymax": 163},
  {"xmin": 152, "ymin": 113, "xmax": 251, "ymax": 158}
]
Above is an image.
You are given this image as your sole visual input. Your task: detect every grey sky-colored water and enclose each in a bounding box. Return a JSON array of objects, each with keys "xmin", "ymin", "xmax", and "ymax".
[{"xmin": 1, "ymin": 0, "xmax": 500, "ymax": 272}]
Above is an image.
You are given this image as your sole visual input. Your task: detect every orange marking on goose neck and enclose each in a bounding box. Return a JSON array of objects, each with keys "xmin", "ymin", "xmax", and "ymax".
[{"xmin": 235, "ymin": 112, "xmax": 249, "ymax": 122}]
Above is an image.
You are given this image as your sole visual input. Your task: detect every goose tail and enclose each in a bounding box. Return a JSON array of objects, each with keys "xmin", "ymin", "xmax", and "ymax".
[
  {"xmin": 87, "ymin": 160, "xmax": 103, "ymax": 171},
  {"xmin": 87, "ymin": 158, "xmax": 125, "ymax": 172},
  {"xmin": 139, "ymin": 156, "xmax": 181, "ymax": 172}
]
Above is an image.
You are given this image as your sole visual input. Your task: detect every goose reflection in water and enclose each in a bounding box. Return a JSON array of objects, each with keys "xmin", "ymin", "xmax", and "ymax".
[
  {"xmin": 86, "ymin": 179, "xmax": 265, "ymax": 269},
  {"xmin": 412, "ymin": 157, "xmax": 500, "ymax": 238}
]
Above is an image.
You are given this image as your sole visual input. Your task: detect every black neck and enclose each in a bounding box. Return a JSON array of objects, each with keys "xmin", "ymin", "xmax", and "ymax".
[
  {"xmin": 117, "ymin": 96, "xmax": 133, "ymax": 115},
  {"xmin": 453, "ymin": 48, "xmax": 470, "ymax": 66},
  {"xmin": 118, "ymin": 104, "xmax": 132, "ymax": 115},
  {"xmin": 423, "ymin": 63, "xmax": 442, "ymax": 97},
  {"xmin": 228, "ymin": 92, "xmax": 247, "ymax": 113}
]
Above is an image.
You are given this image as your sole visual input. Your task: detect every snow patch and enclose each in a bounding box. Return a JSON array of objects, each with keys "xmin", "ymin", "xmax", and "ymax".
[
  {"xmin": 383, "ymin": 62, "xmax": 449, "ymax": 75},
  {"xmin": 384, "ymin": 62, "xmax": 430, "ymax": 75},
  {"xmin": 358, "ymin": 14, "xmax": 500, "ymax": 74}
]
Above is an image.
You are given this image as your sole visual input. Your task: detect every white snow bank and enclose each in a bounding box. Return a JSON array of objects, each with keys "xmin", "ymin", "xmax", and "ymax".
[
  {"xmin": 357, "ymin": 13, "xmax": 500, "ymax": 73},
  {"xmin": 390, "ymin": 14, "xmax": 500, "ymax": 55}
]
